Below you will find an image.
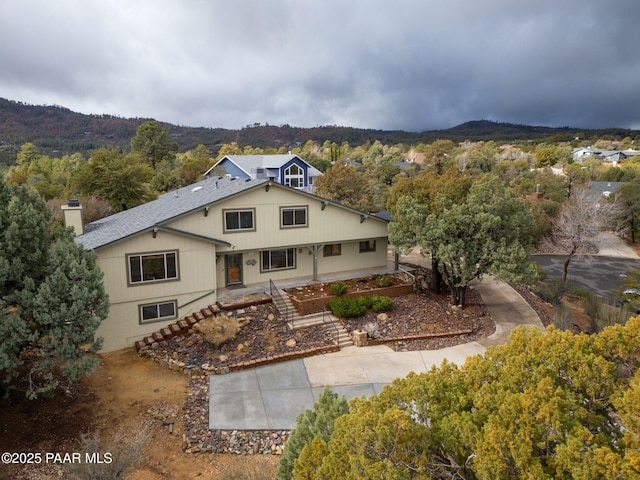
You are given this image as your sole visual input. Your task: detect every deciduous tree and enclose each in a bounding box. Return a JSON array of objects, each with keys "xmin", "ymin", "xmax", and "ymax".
[
  {"xmin": 74, "ymin": 148, "xmax": 154, "ymax": 211},
  {"xmin": 545, "ymin": 186, "xmax": 625, "ymax": 282},
  {"xmin": 314, "ymin": 162, "xmax": 375, "ymax": 212}
]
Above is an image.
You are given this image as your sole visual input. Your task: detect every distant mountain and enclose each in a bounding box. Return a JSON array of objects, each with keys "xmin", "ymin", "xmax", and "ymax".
[{"xmin": 0, "ymin": 98, "xmax": 637, "ymax": 165}]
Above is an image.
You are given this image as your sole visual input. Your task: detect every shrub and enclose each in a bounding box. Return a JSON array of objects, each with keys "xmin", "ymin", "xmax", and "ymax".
[
  {"xmin": 64, "ymin": 420, "xmax": 150, "ymax": 480},
  {"xmin": 326, "ymin": 297, "xmax": 367, "ymax": 318},
  {"xmin": 374, "ymin": 274, "xmax": 392, "ymax": 288},
  {"xmin": 359, "ymin": 295, "xmax": 375, "ymax": 308},
  {"xmin": 534, "ymin": 280, "xmax": 568, "ymax": 306},
  {"xmin": 197, "ymin": 314, "xmax": 248, "ymax": 346},
  {"xmin": 371, "ymin": 295, "xmax": 394, "ymax": 312},
  {"xmin": 331, "ymin": 281, "xmax": 348, "ymax": 296}
]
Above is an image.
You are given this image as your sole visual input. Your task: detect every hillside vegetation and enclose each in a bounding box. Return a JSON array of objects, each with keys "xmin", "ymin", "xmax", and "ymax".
[{"xmin": 2, "ymin": 97, "xmax": 638, "ymax": 166}]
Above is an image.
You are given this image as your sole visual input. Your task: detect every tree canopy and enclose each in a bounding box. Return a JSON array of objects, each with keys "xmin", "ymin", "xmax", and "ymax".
[
  {"xmin": 314, "ymin": 161, "xmax": 376, "ymax": 212},
  {"xmin": 293, "ymin": 318, "xmax": 640, "ymax": 479},
  {"xmin": 73, "ymin": 147, "xmax": 155, "ymax": 211},
  {"xmin": 130, "ymin": 120, "xmax": 178, "ymax": 170},
  {"xmin": 0, "ymin": 179, "xmax": 109, "ymax": 398},
  {"xmin": 390, "ymin": 175, "xmax": 538, "ymax": 305},
  {"xmin": 276, "ymin": 387, "xmax": 349, "ymax": 480}
]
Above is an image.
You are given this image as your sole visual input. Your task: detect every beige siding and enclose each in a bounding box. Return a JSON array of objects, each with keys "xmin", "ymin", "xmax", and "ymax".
[
  {"xmin": 95, "ymin": 231, "xmax": 217, "ymax": 352},
  {"xmin": 169, "ymin": 185, "xmax": 388, "ymax": 252},
  {"xmin": 93, "ymin": 183, "xmax": 389, "ymax": 351}
]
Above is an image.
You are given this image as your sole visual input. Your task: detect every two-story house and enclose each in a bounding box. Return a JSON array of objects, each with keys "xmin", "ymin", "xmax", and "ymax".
[
  {"xmin": 65, "ymin": 176, "xmax": 389, "ymax": 352},
  {"xmin": 204, "ymin": 154, "xmax": 322, "ymax": 192}
]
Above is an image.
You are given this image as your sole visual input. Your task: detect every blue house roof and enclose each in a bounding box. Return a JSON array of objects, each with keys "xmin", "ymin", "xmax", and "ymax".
[{"xmin": 203, "ymin": 154, "xmax": 322, "ymax": 178}]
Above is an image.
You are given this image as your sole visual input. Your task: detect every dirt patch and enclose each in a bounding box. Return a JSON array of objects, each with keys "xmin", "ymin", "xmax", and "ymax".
[{"xmin": 0, "ymin": 349, "xmax": 278, "ymax": 480}]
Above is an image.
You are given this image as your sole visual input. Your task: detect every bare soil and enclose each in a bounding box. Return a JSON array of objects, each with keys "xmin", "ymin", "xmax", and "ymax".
[{"xmin": 0, "ymin": 349, "xmax": 278, "ymax": 480}]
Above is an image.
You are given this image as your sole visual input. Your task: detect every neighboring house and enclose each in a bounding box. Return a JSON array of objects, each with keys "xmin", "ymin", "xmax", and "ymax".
[
  {"xmin": 572, "ymin": 147, "xmax": 640, "ymax": 165},
  {"xmin": 64, "ymin": 177, "xmax": 389, "ymax": 352},
  {"xmin": 204, "ymin": 154, "xmax": 322, "ymax": 193},
  {"xmin": 588, "ymin": 181, "xmax": 625, "ymax": 198}
]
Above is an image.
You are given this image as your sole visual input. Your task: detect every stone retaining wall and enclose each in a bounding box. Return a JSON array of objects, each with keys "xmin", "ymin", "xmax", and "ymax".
[
  {"xmin": 290, "ymin": 283, "xmax": 415, "ymax": 316},
  {"xmin": 139, "ymin": 343, "xmax": 340, "ymax": 376},
  {"xmin": 364, "ymin": 328, "xmax": 474, "ymax": 346}
]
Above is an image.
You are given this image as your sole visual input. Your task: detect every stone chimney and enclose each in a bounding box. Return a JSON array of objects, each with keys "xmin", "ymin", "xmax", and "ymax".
[{"xmin": 62, "ymin": 199, "xmax": 84, "ymax": 236}]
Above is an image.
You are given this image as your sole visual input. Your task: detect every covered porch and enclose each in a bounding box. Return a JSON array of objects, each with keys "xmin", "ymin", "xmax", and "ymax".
[{"xmin": 216, "ymin": 256, "xmax": 405, "ymax": 306}]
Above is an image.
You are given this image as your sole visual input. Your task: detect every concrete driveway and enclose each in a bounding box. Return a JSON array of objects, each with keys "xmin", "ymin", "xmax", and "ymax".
[{"xmin": 210, "ymin": 275, "xmax": 544, "ymax": 430}]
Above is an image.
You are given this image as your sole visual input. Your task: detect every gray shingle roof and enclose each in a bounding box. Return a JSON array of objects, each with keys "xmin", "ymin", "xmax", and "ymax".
[{"xmin": 75, "ymin": 176, "xmax": 268, "ymax": 250}]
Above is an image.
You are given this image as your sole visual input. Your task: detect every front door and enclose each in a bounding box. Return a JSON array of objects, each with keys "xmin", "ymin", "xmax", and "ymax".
[{"xmin": 225, "ymin": 253, "xmax": 243, "ymax": 285}]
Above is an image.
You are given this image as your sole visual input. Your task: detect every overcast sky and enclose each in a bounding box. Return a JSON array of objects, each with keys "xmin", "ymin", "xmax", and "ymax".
[{"xmin": 1, "ymin": 1, "xmax": 639, "ymax": 132}]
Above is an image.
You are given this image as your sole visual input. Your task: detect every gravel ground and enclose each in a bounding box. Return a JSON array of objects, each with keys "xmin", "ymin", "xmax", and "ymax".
[{"xmin": 160, "ymin": 286, "xmax": 497, "ymax": 454}]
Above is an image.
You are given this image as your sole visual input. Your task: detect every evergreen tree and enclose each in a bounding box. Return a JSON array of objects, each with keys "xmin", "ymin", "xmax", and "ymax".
[
  {"xmin": 390, "ymin": 175, "xmax": 537, "ymax": 305},
  {"xmin": 0, "ymin": 180, "xmax": 109, "ymax": 398},
  {"xmin": 298, "ymin": 318, "xmax": 640, "ymax": 479},
  {"xmin": 130, "ymin": 120, "xmax": 178, "ymax": 170},
  {"xmin": 276, "ymin": 387, "xmax": 349, "ymax": 480}
]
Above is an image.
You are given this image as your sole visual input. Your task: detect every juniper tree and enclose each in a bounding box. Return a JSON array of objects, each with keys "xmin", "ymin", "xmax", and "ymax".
[
  {"xmin": 0, "ymin": 179, "xmax": 109, "ymax": 398},
  {"xmin": 297, "ymin": 318, "xmax": 640, "ymax": 479},
  {"xmin": 390, "ymin": 175, "xmax": 537, "ymax": 306},
  {"xmin": 276, "ymin": 387, "xmax": 349, "ymax": 480}
]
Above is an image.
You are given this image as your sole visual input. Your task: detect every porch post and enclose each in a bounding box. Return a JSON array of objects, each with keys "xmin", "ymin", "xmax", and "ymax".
[{"xmin": 307, "ymin": 245, "xmax": 322, "ymax": 281}]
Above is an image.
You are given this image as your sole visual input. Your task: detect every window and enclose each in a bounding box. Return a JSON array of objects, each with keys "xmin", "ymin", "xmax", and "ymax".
[
  {"xmin": 359, "ymin": 240, "xmax": 376, "ymax": 253},
  {"xmin": 281, "ymin": 206, "xmax": 307, "ymax": 228},
  {"xmin": 139, "ymin": 300, "xmax": 177, "ymax": 324},
  {"xmin": 323, "ymin": 244, "xmax": 341, "ymax": 257},
  {"xmin": 284, "ymin": 164, "xmax": 305, "ymax": 188},
  {"xmin": 128, "ymin": 251, "xmax": 178, "ymax": 284},
  {"xmin": 224, "ymin": 209, "xmax": 255, "ymax": 232},
  {"xmin": 261, "ymin": 248, "xmax": 295, "ymax": 271}
]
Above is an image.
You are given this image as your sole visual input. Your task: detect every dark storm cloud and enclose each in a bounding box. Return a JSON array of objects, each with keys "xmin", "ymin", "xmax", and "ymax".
[{"xmin": 1, "ymin": 0, "xmax": 638, "ymax": 131}]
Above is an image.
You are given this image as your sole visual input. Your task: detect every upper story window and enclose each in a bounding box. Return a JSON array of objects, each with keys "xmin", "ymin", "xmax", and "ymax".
[
  {"xmin": 128, "ymin": 251, "xmax": 178, "ymax": 284},
  {"xmin": 284, "ymin": 164, "xmax": 304, "ymax": 188},
  {"xmin": 281, "ymin": 206, "xmax": 308, "ymax": 228},
  {"xmin": 224, "ymin": 208, "xmax": 255, "ymax": 232}
]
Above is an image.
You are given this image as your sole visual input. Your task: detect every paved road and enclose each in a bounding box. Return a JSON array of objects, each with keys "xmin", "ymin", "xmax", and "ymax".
[
  {"xmin": 533, "ymin": 255, "xmax": 640, "ymax": 301},
  {"xmin": 209, "ymin": 275, "xmax": 544, "ymax": 430}
]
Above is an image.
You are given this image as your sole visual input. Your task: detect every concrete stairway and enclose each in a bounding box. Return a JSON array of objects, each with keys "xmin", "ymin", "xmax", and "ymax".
[{"xmin": 274, "ymin": 288, "xmax": 353, "ymax": 347}]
